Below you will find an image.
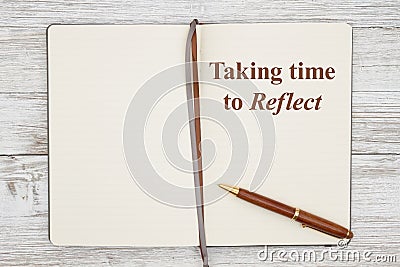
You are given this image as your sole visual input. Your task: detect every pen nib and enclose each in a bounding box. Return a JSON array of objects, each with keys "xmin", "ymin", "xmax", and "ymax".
[{"xmin": 218, "ymin": 184, "xmax": 239, "ymax": 195}]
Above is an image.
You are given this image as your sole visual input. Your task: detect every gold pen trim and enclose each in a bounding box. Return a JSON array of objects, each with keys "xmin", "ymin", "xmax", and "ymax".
[
  {"xmin": 292, "ymin": 208, "xmax": 300, "ymax": 221},
  {"xmin": 346, "ymin": 230, "xmax": 350, "ymax": 239},
  {"xmin": 218, "ymin": 184, "xmax": 239, "ymax": 195}
]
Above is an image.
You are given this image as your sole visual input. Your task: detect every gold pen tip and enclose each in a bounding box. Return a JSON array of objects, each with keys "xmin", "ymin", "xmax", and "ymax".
[{"xmin": 218, "ymin": 184, "xmax": 239, "ymax": 195}]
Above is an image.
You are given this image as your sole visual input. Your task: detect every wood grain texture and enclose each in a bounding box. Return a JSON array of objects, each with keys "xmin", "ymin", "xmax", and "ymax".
[
  {"xmin": 0, "ymin": 0, "xmax": 399, "ymax": 266},
  {"xmin": 0, "ymin": 0, "xmax": 399, "ymax": 27},
  {"xmin": 0, "ymin": 93, "xmax": 47, "ymax": 155}
]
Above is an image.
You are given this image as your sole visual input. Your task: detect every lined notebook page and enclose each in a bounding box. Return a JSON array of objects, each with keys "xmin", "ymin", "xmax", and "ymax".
[
  {"xmin": 48, "ymin": 25, "xmax": 198, "ymax": 246},
  {"xmin": 199, "ymin": 23, "xmax": 351, "ymax": 245}
]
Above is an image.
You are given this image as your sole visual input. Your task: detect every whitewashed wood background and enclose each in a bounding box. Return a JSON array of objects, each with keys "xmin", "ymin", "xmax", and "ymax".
[{"xmin": 0, "ymin": 1, "xmax": 399, "ymax": 266}]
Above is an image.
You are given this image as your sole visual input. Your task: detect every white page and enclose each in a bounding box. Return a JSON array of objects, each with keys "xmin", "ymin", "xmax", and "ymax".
[
  {"xmin": 198, "ymin": 23, "xmax": 352, "ymax": 245},
  {"xmin": 48, "ymin": 25, "xmax": 199, "ymax": 246}
]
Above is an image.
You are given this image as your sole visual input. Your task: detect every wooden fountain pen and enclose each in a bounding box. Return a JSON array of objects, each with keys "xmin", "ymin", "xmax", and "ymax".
[{"xmin": 219, "ymin": 184, "xmax": 353, "ymax": 239}]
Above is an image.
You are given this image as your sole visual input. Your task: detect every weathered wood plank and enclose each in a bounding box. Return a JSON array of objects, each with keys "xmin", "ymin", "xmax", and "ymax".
[
  {"xmin": 0, "ymin": 93, "xmax": 47, "ymax": 155},
  {"xmin": 353, "ymin": 65, "xmax": 400, "ymax": 92},
  {"xmin": 352, "ymin": 91, "xmax": 400, "ymax": 113},
  {"xmin": 0, "ymin": 155, "xmax": 398, "ymax": 266},
  {"xmin": 0, "ymin": 27, "xmax": 399, "ymax": 93},
  {"xmin": 0, "ymin": 0, "xmax": 399, "ymax": 27},
  {"xmin": 1, "ymin": 92, "xmax": 399, "ymax": 155},
  {"xmin": 353, "ymin": 113, "xmax": 400, "ymax": 155}
]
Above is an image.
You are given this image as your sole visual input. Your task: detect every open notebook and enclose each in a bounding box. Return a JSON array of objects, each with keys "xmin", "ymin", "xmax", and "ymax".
[{"xmin": 48, "ymin": 23, "xmax": 351, "ymax": 246}]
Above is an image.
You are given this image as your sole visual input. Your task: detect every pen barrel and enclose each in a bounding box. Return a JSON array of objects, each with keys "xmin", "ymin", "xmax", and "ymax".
[
  {"xmin": 296, "ymin": 210, "xmax": 353, "ymax": 239},
  {"xmin": 237, "ymin": 189, "xmax": 353, "ymax": 239},
  {"xmin": 237, "ymin": 189, "xmax": 295, "ymax": 218}
]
